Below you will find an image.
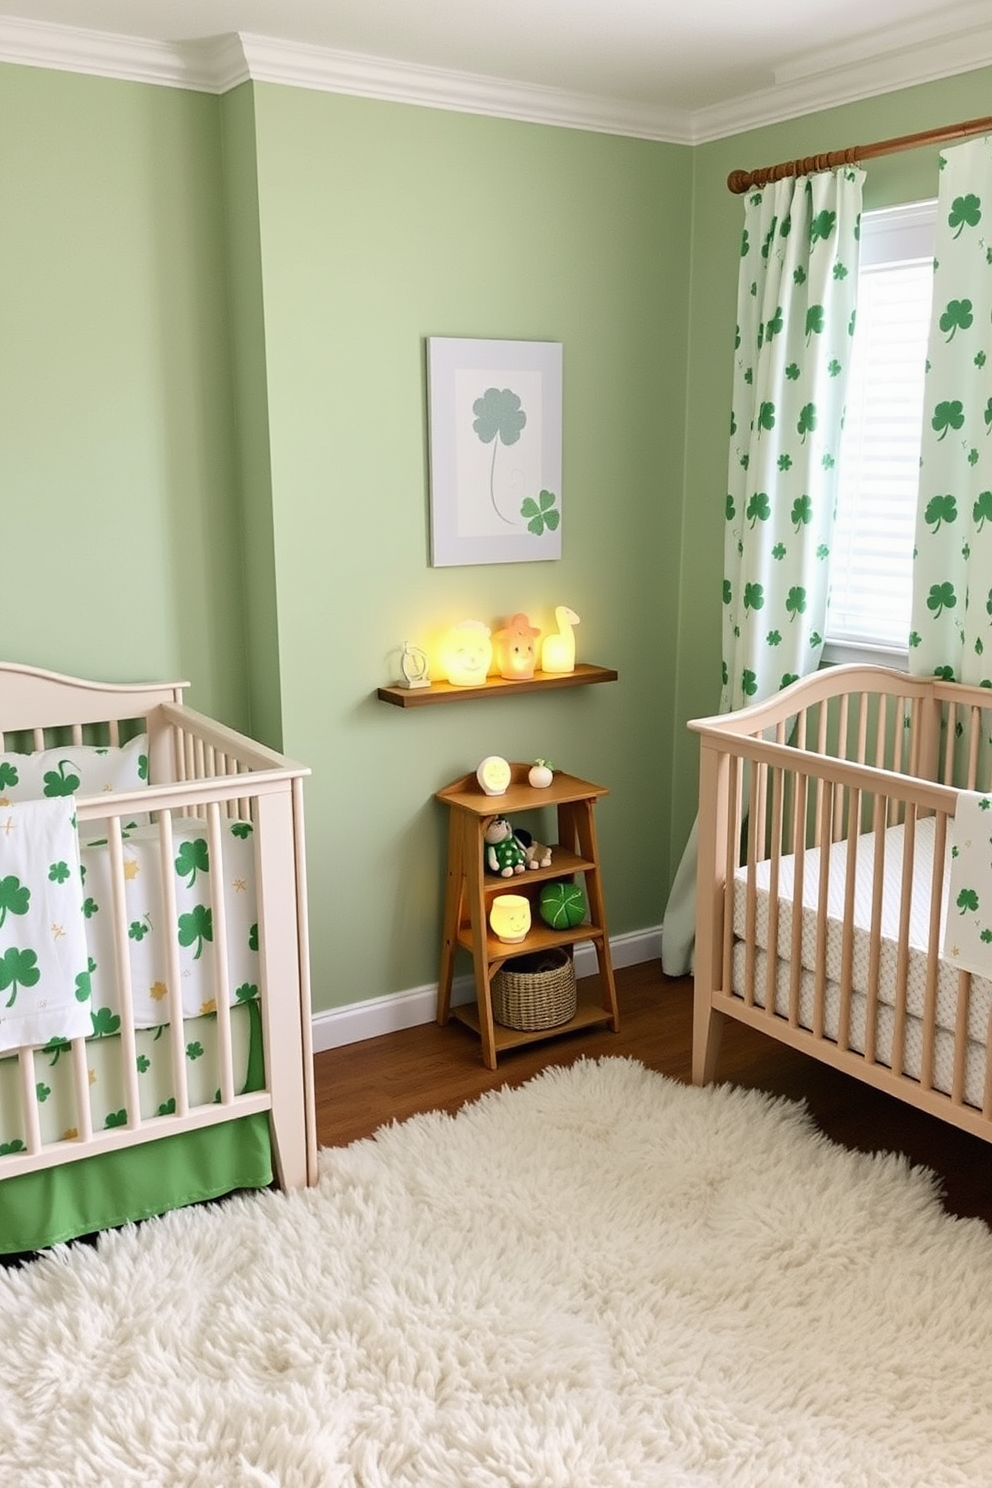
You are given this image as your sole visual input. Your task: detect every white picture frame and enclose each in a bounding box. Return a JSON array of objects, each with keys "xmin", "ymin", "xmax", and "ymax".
[{"xmin": 427, "ymin": 337, "xmax": 563, "ymax": 567}]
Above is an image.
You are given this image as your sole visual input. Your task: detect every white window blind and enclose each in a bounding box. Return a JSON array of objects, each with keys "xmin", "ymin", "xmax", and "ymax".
[{"xmin": 826, "ymin": 201, "xmax": 936, "ymax": 654}]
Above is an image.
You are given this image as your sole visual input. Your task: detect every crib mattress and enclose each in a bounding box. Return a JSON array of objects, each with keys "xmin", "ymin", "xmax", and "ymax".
[
  {"xmin": 730, "ymin": 944, "xmax": 989, "ymax": 1109},
  {"xmin": 731, "ymin": 817, "xmax": 992, "ymax": 1046}
]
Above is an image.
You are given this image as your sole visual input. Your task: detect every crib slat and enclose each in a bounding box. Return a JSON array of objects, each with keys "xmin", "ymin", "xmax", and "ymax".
[
  {"xmin": 205, "ymin": 801, "xmax": 236, "ymax": 1105},
  {"xmin": 106, "ymin": 817, "xmax": 143, "ymax": 1132},
  {"xmin": 70, "ymin": 1036, "xmax": 93, "ymax": 1143},
  {"xmin": 17, "ymin": 1049, "xmax": 42, "ymax": 1154},
  {"xmin": 812, "ymin": 779, "xmax": 833, "ymax": 1039},
  {"xmin": 156, "ymin": 807, "xmax": 190, "ymax": 1120},
  {"xmin": 836, "ymin": 787, "xmax": 861, "ymax": 1052},
  {"xmin": 788, "ymin": 772, "xmax": 807, "ymax": 1028},
  {"xmin": 919, "ymin": 809, "xmax": 948, "ymax": 1092},
  {"xmin": 721, "ymin": 754, "xmax": 741, "ymax": 1000}
]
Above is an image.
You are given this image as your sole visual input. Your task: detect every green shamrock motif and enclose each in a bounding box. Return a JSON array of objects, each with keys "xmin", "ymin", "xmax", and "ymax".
[
  {"xmin": 757, "ymin": 402, "xmax": 775, "ymax": 434},
  {"xmin": 175, "ymin": 838, "xmax": 209, "ymax": 888},
  {"xmin": 231, "ymin": 822, "xmax": 253, "ymax": 840},
  {"xmin": 186, "ymin": 1041, "xmax": 204, "ymax": 1061},
  {"xmin": 178, "ymin": 905, "xmax": 213, "ymax": 960},
  {"xmin": 809, "ymin": 210, "xmax": 836, "ymax": 245},
  {"xmin": 472, "ymin": 386, "xmax": 526, "ymax": 525},
  {"xmin": 128, "ymin": 919, "xmax": 149, "ymax": 942},
  {"xmin": 249, "ymin": 922, "xmax": 258, "ymax": 953},
  {"xmin": 797, "ymin": 404, "xmax": 817, "ymax": 442},
  {"xmin": 949, "ymin": 193, "xmax": 981, "ymax": 238},
  {"xmin": 235, "ymin": 982, "xmax": 259, "ymax": 1003},
  {"xmin": 974, "ymin": 492, "xmax": 992, "ymax": 530},
  {"xmin": 48, "ymin": 861, "xmax": 71, "ymax": 885},
  {"xmin": 746, "ymin": 492, "xmax": 771, "ymax": 527},
  {"xmin": 924, "ymin": 494, "xmax": 957, "ymax": 532},
  {"xmin": 104, "ymin": 1110, "xmax": 128, "ymax": 1129},
  {"xmin": 0, "ymin": 762, "xmax": 19, "ymax": 791},
  {"xmin": 927, "ymin": 582, "xmax": 957, "ymax": 617},
  {"xmin": 0, "ymin": 947, "xmax": 39, "ymax": 1008},
  {"xmin": 939, "ymin": 299, "xmax": 974, "ymax": 340},
  {"xmin": 136, "ymin": 1054, "xmax": 150, "ymax": 1073},
  {"xmin": 932, "ymin": 401, "xmax": 964, "ymax": 441},
  {"xmin": 43, "ymin": 1036, "xmax": 71, "ymax": 1066},
  {"xmin": 786, "ymin": 586, "xmax": 807, "ymax": 621},
  {"xmin": 0, "ymin": 876, "xmax": 30, "ymax": 927},
  {"xmin": 42, "ymin": 760, "xmax": 81, "ymax": 797},
  {"xmin": 91, "ymin": 1006, "xmax": 121, "ymax": 1037},
  {"xmin": 741, "ymin": 669, "xmax": 758, "ymax": 697},
  {"xmin": 520, "ymin": 490, "xmax": 560, "ymax": 536},
  {"xmin": 957, "ymin": 888, "xmax": 979, "ymax": 914},
  {"xmin": 805, "ymin": 306, "xmax": 825, "ymax": 341},
  {"xmin": 75, "ymin": 956, "xmax": 96, "ymax": 1003},
  {"xmin": 791, "ymin": 495, "xmax": 812, "ymax": 530},
  {"xmin": 0, "ymin": 1140, "xmax": 25, "ymax": 1156},
  {"xmin": 743, "ymin": 582, "xmax": 764, "ymax": 612}
]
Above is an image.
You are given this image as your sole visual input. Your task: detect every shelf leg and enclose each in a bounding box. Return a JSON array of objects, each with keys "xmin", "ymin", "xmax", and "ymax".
[
  {"xmin": 559, "ymin": 798, "xmax": 620, "ymax": 1032},
  {"xmin": 436, "ymin": 811, "xmax": 465, "ymax": 1025}
]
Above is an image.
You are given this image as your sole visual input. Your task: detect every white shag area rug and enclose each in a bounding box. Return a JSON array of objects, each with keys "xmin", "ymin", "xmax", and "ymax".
[{"xmin": 3, "ymin": 1057, "xmax": 992, "ymax": 1487}]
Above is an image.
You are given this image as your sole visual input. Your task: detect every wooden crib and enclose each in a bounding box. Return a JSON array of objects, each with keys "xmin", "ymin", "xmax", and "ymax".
[
  {"xmin": 0, "ymin": 662, "xmax": 315, "ymax": 1253},
  {"xmin": 691, "ymin": 664, "xmax": 992, "ymax": 1145}
]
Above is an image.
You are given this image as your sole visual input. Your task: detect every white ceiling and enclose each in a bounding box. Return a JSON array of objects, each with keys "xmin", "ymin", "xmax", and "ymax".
[{"xmin": 2, "ymin": 0, "xmax": 992, "ymax": 139}]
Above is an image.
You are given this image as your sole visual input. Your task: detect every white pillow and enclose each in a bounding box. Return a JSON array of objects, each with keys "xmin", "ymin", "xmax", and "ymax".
[{"xmin": 0, "ymin": 733, "xmax": 149, "ymax": 836}]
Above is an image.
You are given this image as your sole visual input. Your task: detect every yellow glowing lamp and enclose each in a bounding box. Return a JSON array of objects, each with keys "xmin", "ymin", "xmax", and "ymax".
[
  {"xmin": 540, "ymin": 606, "xmax": 580, "ymax": 675},
  {"xmin": 439, "ymin": 619, "xmax": 493, "ymax": 687},
  {"xmin": 477, "ymin": 755, "xmax": 512, "ymax": 796},
  {"xmin": 489, "ymin": 894, "xmax": 531, "ymax": 944}
]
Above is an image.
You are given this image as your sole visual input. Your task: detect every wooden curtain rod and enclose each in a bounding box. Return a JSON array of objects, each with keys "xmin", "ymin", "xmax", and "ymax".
[{"xmin": 727, "ymin": 112, "xmax": 992, "ymax": 193}]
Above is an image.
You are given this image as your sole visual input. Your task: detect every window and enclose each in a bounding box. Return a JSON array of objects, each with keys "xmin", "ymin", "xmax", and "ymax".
[{"xmin": 824, "ymin": 200, "xmax": 936, "ymax": 661}]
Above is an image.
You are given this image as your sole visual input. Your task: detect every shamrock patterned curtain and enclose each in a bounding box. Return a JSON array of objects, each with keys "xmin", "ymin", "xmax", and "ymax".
[
  {"xmin": 662, "ymin": 166, "xmax": 864, "ymax": 976},
  {"xmin": 909, "ymin": 135, "xmax": 992, "ymax": 682},
  {"xmin": 721, "ymin": 167, "xmax": 864, "ymax": 710}
]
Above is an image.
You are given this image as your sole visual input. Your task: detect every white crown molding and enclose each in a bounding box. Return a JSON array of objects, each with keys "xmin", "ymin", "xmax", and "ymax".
[
  {"xmin": 235, "ymin": 33, "xmax": 690, "ymax": 141},
  {"xmin": 0, "ymin": 14, "xmax": 215, "ymax": 89},
  {"xmin": 1, "ymin": 14, "xmax": 991, "ymax": 147},
  {"xmin": 689, "ymin": 20, "xmax": 992, "ymax": 143}
]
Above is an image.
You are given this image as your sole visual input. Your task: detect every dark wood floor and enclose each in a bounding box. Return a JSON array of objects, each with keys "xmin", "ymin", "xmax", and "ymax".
[{"xmin": 314, "ymin": 961, "xmax": 992, "ymax": 1228}]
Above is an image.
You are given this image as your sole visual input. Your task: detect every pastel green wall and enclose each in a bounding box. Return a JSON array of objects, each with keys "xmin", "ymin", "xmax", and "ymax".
[
  {"xmin": 6, "ymin": 54, "xmax": 992, "ymax": 1020},
  {"xmin": 669, "ymin": 64, "xmax": 992, "ymax": 884},
  {"xmin": 0, "ymin": 66, "xmax": 248, "ymax": 726},
  {"xmin": 245, "ymin": 87, "xmax": 691, "ymax": 1008}
]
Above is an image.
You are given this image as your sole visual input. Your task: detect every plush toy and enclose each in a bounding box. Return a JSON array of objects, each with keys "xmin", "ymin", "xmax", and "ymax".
[
  {"xmin": 523, "ymin": 839, "xmax": 553, "ymax": 870},
  {"xmin": 484, "ymin": 816, "xmax": 527, "ymax": 876},
  {"xmin": 539, "ymin": 881, "xmax": 587, "ymax": 929}
]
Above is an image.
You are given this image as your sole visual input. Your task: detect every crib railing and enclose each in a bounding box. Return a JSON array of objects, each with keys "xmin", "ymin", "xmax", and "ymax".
[
  {"xmin": 691, "ymin": 665, "xmax": 992, "ymax": 1141},
  {"xmin": 0, "ymin": 701, "xmax": 314, "ymax": 1190}
]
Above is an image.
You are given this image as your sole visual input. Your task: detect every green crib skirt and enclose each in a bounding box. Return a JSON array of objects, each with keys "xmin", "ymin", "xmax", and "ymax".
[{"xmin": 1, "ymin": 1002, "xmax": 272, "ymax": 1256}]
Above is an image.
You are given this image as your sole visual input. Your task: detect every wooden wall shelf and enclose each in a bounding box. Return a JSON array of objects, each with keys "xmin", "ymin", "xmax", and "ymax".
[{"xmin": 377, "ymin": 662, "xmax": 618, "ymax": 708}]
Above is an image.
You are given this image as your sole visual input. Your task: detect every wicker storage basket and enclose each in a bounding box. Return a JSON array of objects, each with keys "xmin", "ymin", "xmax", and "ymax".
[{"xmin": 491, "ymin": 948, "xmax": 577, "ymax": 1030}]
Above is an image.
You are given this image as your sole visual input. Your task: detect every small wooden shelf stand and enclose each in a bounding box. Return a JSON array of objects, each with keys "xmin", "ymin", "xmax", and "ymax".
[{"xmin": 435, "ymin": 763, "xmax": 619, "ymax": 1068}]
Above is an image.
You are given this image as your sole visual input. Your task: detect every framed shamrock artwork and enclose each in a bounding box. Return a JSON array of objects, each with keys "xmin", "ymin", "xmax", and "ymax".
[{"xmin": 426, "ymin": 337, "xmax": 562, "ymax": 566}]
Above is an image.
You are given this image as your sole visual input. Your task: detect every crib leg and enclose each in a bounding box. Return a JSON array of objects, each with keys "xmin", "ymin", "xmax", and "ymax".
[{"xmin": 692, "ymin": 993, "xmax": 726, "ymax": 1086}]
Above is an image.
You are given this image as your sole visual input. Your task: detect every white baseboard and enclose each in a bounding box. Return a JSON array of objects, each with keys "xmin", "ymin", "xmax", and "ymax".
[{"xmin": 311, "ymin": 926, "xmax": 662, "ymax": 1052}]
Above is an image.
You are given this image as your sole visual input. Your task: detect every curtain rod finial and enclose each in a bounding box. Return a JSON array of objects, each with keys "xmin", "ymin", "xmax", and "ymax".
[{"xmin": 727, "ymin": 169, "xmax": 751, "ymax": 194}]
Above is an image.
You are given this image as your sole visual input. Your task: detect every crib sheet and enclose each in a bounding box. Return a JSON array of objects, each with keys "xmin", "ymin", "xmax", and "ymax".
[
  {"xmin": 731, "ymin": 817, "xmax": 992, "ymax": 1045},
  {"xmin": 79, "ymin": 815, "xmax": 259, "ymax": 1029},
  {"xmin": 0, "ymin": 1003, "xmax": 255, "ymax": 1153}
]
